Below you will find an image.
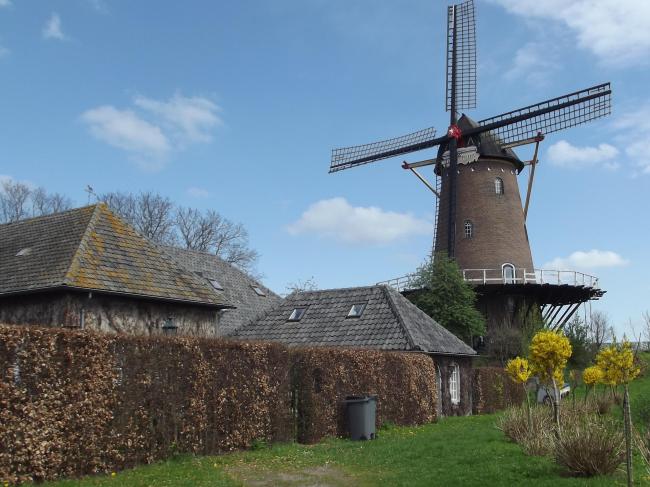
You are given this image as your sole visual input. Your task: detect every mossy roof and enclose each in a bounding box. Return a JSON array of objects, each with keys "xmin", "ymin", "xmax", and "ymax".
[{"xmin": 0, "ymin": 204, "xmax": 230, "ymax": 308}]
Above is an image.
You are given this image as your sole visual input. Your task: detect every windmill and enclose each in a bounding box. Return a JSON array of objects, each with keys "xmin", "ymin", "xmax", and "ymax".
[{"xmin": 329, "ymin": 0, "xmax": 610, "ymax": 334}]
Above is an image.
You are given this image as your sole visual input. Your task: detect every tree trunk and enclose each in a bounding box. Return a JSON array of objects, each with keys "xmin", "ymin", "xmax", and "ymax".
[
  {"xmin": 551, "ymin": 375, "xmax": 561, "ymax": 438},
  {"xmin": 524, "ymin": 384, "xmax": 531, "ymax": 430},
  {"xmin": 624, "ymin": 384, "xmax": 633, "ymax": 487}
]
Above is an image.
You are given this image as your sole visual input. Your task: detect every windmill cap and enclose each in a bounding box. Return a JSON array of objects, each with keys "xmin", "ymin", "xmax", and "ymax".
[{"xmin": 457, "ymin": 114, "xmax": 524, "ymax": 171}]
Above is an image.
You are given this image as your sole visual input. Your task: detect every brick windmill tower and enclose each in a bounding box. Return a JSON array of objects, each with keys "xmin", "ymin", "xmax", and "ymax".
[{"xmin": 329, "ymin": 0, "xmax": 610, "ymax": 342}]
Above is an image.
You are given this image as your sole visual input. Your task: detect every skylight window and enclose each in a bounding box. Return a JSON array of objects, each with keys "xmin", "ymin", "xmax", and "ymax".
[
  {"xmin": 288, "ymin": 307, "xmax": 307, "ymax": 321},
  {"xmin": 347, "ymin": 303, "xmax": 366, "ymax": 318},
  {"xmin": 252, "ymin": 285, "xmax": 266, "ymax": 297},
  {"xmin": 208, "ymin": 279, "xmax": 223, "ymax": 291},
  {"xmin": 15, "ymin": 248, "xmax": 32, "ymax": 257}
]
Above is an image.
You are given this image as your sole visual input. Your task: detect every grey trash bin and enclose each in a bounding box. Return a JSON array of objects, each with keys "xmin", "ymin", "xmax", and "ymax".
[{"xmin": 344, "ymin": 395, "xmax": 377, "ymax": 441}]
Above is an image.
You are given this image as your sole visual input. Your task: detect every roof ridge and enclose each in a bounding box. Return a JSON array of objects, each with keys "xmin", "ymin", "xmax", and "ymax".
[
  {"xmin": 62, "ymin": 204, "xmax": 103, "ymax": 286},
  {"xmin": 380, "ymin": 285, "xmax": 417, "ymax": 350}
]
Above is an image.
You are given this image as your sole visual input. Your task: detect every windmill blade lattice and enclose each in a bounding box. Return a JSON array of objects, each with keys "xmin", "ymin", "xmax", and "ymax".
[
  {"xmin": 446, "ymin": 0, "xmax": 476, "ymax": 112},
  {"xmin": 476, "ymin": 83, "xmax": 611, "ymax": 146},
  {"xmin": 329, "ymin": 126, "xmax": 437, "ymax": 173}
]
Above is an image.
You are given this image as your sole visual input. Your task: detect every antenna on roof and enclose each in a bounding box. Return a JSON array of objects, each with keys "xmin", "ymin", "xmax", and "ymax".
[{"xmin": 85, "ymin": 185, "xmax": 97, "ymax": 204}]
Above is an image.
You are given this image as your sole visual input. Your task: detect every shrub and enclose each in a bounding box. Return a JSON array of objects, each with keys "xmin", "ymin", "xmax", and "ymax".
[
  {"xmin": 497, "ymin": 405, "xmax": 554, "ymax": 456},
  {"xmin": 554, "ymin": 416, "xmax": 625, "ymax": 477}
]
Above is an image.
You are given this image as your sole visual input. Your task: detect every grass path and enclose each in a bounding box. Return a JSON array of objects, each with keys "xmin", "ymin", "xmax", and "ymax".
[{"xmin": 47, "ymin": 413, "xmax": 649, "ymax": 487}]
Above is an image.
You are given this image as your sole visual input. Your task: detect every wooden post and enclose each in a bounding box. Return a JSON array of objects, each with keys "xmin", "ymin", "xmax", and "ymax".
[{"xmin": 624, "ymin": 384, "xmax": 633, "ymax": 487}]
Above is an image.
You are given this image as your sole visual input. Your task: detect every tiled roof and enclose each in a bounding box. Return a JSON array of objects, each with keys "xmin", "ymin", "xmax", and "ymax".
[
  {"xmin": 229, "ymin": 285, "xmax": 476, "ymax": 356},
  {"xmin": 163, "ymin": 246, "xmax": 281, "ymax": 335},
  {"xmin": 0, "ymin": 204, "xmax": 229, "ymax": 307}
]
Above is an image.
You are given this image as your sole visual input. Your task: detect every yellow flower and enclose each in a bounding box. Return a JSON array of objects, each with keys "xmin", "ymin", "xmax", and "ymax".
[
  {"xmin": 529, "ymin": 330, "xmax": 572, "ymax": 385},
  {"xmin": 505, "ymin": 357, "xmax": 532, "ymax": 384},
  {"xmin": 111, "ymin": 472, "xmax": 116, "ymax": 478},
  {"xmin": 582, "ymin": 365, "xmax": 604, "ymax": 386},
  {"xmin": 596, "ymin": 341, "xmax": 640, "ymax": 385}
]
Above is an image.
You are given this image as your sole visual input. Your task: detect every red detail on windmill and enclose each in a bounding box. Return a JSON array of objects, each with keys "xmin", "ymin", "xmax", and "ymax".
[{"xmin": 447, "ymin": 124, "xmax": 462, "ymax": 140}]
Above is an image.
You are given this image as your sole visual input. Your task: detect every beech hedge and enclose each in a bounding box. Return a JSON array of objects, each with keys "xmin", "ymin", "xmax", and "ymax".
[
  {"xmin": 292, "ymin": 348, "xmax": 438, "ymax": 443},
  {"xmin": 0, "ymin": 325, "xmax": 438, "ymax": 483},
  {"xmin": 472, "ymin": 367, "xmax": 525, "ymax": 414}
]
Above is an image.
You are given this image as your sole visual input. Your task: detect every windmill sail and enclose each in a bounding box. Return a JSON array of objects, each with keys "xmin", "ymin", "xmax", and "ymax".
[
  {"xmin": 476, "ymin": 83, "xmax": 611, "ymax": 146},
  {"xmin": 446, "ymin": 0, "xmax": 476, "ymax": 112},
  {"xmin": 329, "ymin": 126, "xmax": 437, "ymax": 173}
]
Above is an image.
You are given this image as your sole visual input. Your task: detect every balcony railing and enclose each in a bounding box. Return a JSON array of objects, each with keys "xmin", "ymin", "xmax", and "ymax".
[{"xmin": 378, "ymin": 268, "xmax": 600, "ymax": 292}]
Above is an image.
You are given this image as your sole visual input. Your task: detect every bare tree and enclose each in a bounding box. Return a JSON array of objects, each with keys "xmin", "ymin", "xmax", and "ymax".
[
  {"xmin": 284, "ymin": 277, "xmax": 318, "ymax": 295},
  {"xmin": 101, "ymin": 191, "xmax": 176, "ymax": 245},
  {"xmin": 0, "ymin": 180, "xmax": 71, "ymax": 223},
  {"xmin": 176, "ymin": 206, "xmax": 259, "ymax": 272},
  {"xmin": 587, "ymin": 310, "xmax": 612, "ymax": 350},
  {"xmin": 641, "ymin": 311, "xmax": 650, "ymax": 352}
]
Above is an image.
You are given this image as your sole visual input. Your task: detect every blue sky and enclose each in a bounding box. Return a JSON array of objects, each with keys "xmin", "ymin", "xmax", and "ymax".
[{"xmin": 1, "ymin": 0, "xmax": 648, "ymax": 337}]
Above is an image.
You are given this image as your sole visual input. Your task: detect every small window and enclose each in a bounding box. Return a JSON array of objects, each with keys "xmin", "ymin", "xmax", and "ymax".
[
  {"xmin": 464, "ymin": 220, "xmax": 473, "ymax": 239},
  {"xmin": 450, "ymin": 364, "xmax": 460, "ymax": 405},
  {"xmin": 502, "ymin": 263, "xmax": 515, "ymax": 284},
  {"xmin": 347, "ymin": 303, "xmax": 366, "ymax": 318},
  {"xmin": 16, "ymin": 248, "xmax": 32, "ymax": 257},
  {"xmin": 208, "ymin": 279, "xmax": 223, "ymax": 291},
  {"xmin": 252, "ymin": 285, "xmax": 266, "ymax": 297},
  {"xmin": 288, "ymin": 307, "xmax": 307, "ymax": 321},
  {"xmin": 495, "ymin": 177, "xmax": 504, "ymax": 195}
]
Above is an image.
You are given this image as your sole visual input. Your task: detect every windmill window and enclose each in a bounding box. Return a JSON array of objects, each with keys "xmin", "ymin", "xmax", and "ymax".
[
  {"xmin": 252, "ymin": 285, "xmax": 266, "ymax": 297},
  {"xmin": 464, "ymin": 220, "xmax": 473, "ymax": 239},
  {"xmin": 288, "ymin": 307, "xmax": 307, "ymax": 321},
  {"xmin": 450, "ymin": 363, "xmax": 460, "ymax": 405},
  {"xmin": 208, "ymin": 279, "xmax": 223, "ymax": 291},
  {"xmin": 347, "ymin": 303, "xmax": 367, "ymax": 318},
  {"xmin": 495, "ymin": 177, "xmax": 504, "ymax": 195},
  {"xmin": 502, "ymin": 263, "xmax": 515, "ymax": 284}
]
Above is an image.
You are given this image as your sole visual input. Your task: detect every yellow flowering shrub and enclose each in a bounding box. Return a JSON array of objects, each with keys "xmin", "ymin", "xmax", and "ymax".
[
  {"xmin": 595, "ymin": 341, "xmax": 640, "ymax": 386},
  {"xmin": 505, "ymin": 357, "xmax": 532, "ymax": 384},
  {"xmin": 582, "ymin": 365, "xmax": 604, "ymax": 386},
  {"xmin": 529, "ymin": 330, "xmax": 572, "ymax": 385}
]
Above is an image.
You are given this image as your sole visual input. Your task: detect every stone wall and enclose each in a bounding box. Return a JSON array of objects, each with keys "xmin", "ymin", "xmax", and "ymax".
[
  {"xmin": 0, "ymin": 291, "xmax": 221, "ymax": 337},
  {"xmin": 434, "ymin": 355, "xmax": 473, "ymax": 416}
]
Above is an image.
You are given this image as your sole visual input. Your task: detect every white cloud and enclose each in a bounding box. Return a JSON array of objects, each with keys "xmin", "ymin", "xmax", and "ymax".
[
  {"xmin": 287, "ymin": 197, "xmax": 431, "ymax": 245},
  {"xmin": 187, "ymin": 187, "xmax": 210, "ymax": 198},
  {"xmin": 0, "ymin": 45, "xmax": 9, "ymax": 58},
  {"xmin": 134, "ymin": 94, "xmax": 221, "ymax": 144},
  {"xmin": 547, "ymin": 140, "xmax": 619, "ymax": 170},
  {"xmin": 43, "ymin": 13, "xmax": 65, "ymax": 41},
  {"xmin": 612, "ymin": 104, "xmax": 650, "ymax": 175},
  {"xmin": 505, "ymin": 42, "xmax": 558, "ymax": 86},
  {"xmin": 543, "ymin": 250, "xmax": 629, "ymax": 271},
  {"xmin": 490, "ymin": 0, "xmax": 650, "ymax": 67},
  {"xmin": 81, "ymin": 106, "xmax": 170, "ymax": 170},
  {"xmin": 0, "ymin": 0, "xmax": 11, "ymax": 7},
  {"xmin": 81, "ymin": 94, "xmax": 221, "ymax": 171}
]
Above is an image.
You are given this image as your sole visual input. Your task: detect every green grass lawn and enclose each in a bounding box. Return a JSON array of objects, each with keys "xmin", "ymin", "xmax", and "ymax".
[{"xmin": 43, "ymin": 353, "xmax": 650, "ymax": 487}]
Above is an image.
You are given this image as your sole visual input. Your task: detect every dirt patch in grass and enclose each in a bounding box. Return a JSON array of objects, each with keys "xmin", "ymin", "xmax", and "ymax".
[{"xmin": 226, "ymin": 463, "xmax": 357, "ymax": 487}]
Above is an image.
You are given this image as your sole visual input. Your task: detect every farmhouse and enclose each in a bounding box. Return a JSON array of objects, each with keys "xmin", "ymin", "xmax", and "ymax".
[
  {"xmin": 0, "ymin": 204, "xmax": 279, "ymax": 335},
  {"xmin": 229, "ymin": 285, "xmax": 477, "ymax": 416}
]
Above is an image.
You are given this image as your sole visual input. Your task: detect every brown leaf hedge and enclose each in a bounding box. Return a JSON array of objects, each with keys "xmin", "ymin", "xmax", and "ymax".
[
  {"xmin": 0, "ymin": 325, "xmax": 437, "ymax": 484},
  {"xmin": 292, "ymin": 348, "xmax": 438, "ymax": 443},
  {"xmin": 472, "ymin": 367, "xmax": 525, "ymax": 414}
]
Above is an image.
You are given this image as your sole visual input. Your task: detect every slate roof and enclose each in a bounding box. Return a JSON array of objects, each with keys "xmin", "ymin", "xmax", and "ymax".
[
  {"xmin": 229, "ymin": 285, "xmax": 476, "ymax": 356},
  {"xmin": 0, "ymin": 204, "xmax": 230, "ymax": 308},
  {"xmin": 163, "ymin": 247, "xmax": 281, "ymax": 335}
]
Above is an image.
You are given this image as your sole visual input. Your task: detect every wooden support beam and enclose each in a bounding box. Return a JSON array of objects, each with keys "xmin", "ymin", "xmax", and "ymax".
[
  {"xmin": 523, "ymin": 133, "xmax": 544, "ymax": 221},
  {"xmin": 403, "ymin": 162, "xmax": 440, "ymax": 198}
]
